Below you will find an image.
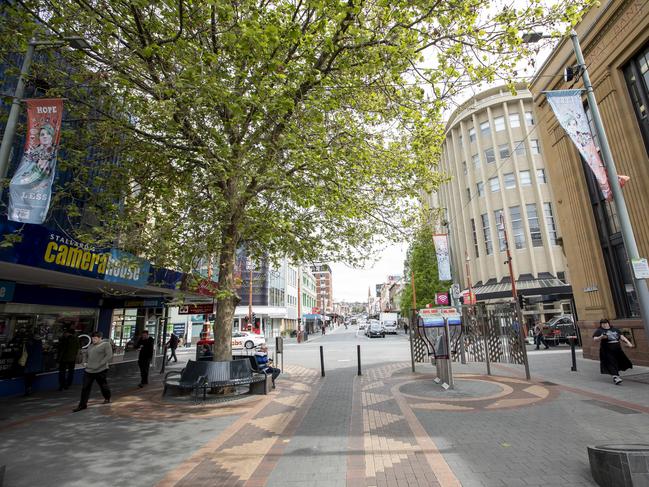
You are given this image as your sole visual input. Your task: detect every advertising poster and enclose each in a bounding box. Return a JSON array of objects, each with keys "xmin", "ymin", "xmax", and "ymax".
[
  {"xmin": 546, "ymin": 90, "xmax": 628, "ymax": 201},
  {"xmin": 432, "ymin": 234, "xmax": 452, "ymax": 281},
  {"xmin": 8, "ymin": 98, "xmax": 64, "ymax": 224}
]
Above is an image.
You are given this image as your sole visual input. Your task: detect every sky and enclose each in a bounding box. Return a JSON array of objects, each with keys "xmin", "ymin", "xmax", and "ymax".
[{"xmin": 331, "ymin": 242, "xmax": 409, "ymax": 302}]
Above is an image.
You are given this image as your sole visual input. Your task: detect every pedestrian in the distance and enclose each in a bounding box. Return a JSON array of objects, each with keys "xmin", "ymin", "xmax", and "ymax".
[
  {"xmin": 23, "ymin": 333, "xmax": 43, "ymax": 396},
  {"xmin": 136, "ymin": 330, "xmax": 155, "ymax": 388},
  {"xmin": 166, "ymin": 332, "xmax": 179, "ymax": 364},
  {"xmin": 533, "ymin": 322, "xmax": 549, "ymax": 350},
  {"xmin": 593, "ymin": 318, "xmax": 634, "ymax": 385},
  {"xmin": 73, "ymin": 331, "xmax": 112, "ymax": 411},
  {"xmin": 255, "ymin": 344, "xmax": 281, "ymax": 389},
  {"xmin": 404, "ymin": 323, "xmax": 409, "ymax": 335},
  {"xmin": 58, "ymin": 328, "xmax": 80, "ymax": 390}
]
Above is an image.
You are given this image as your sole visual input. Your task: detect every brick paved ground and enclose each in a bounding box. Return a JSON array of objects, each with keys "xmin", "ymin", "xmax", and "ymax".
[{"xmin": 2, "ymin": 344, "xmax": 649, "ymax": 487}]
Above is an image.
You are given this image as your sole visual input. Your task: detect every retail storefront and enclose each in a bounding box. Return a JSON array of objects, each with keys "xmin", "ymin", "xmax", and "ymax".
[{"xmin": 0, "ymin": 221, "xmax": 216, "ymax": 396}]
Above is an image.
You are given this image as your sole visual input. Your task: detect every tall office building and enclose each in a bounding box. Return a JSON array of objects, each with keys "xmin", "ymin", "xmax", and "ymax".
[
  {"xmin": 311, "ymin": 263, "xmax": 333, "ymax": 314},
  {"xmin": 436, "ymin": 84, "xmax": 572, "ymax": 325}
]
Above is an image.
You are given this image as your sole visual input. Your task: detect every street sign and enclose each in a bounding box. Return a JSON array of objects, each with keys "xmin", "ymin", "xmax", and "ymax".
[
  {"xmin": 451, "ymin": 283, "xmax": 460, "ymax": 299},
  {"xmin": 435, "ymin": 292, "xmax": 450, "ymax": 305},
  {"xmin": 178, "ymin": 303, "xmax": 214, "ymax": 315}
]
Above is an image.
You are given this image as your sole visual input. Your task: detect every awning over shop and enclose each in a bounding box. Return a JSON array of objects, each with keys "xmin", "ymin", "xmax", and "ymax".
[{"xmin": 470, "ymin": 278, "xmax": 572, "ymax": 301}]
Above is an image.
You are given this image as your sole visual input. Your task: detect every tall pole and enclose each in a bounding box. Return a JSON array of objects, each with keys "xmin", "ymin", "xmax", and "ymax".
[
  {"xmin": 465, "ymin": 251, "xmax": 474, "ymax": 304},
  {"xmin": 248, "ymin": 264, "xmax": 253, "ymax": 331},
  {"xmin": 297, "ymin": 268, "xmax": 302, "ymax": 342},
  {"xmin": 0, "ymin": 41, "xmax": 35, "ymax": 181},
  {"xmin": 500, "ymin": 213, "xmax": 531, "ymax": 380},
  {"xmin": 570, "ymin": 30, "xmax": 649, "ymax": 341},
  {"xmin": 409, "ymin": 271, "xmax": 417, "ymax": 372}
]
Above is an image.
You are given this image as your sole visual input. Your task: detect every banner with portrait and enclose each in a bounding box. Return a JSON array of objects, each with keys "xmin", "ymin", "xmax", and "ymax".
[
  {"xmin": 8, "ymin": 98, "xmax": 64, "ymax": 224},
  {"xmin": 432, "ymin": 234, "xmax": 452, "ymax": 281},
  {"xmin": 546, "ymin": 90, "xmax": 628, "ymax": 201}
]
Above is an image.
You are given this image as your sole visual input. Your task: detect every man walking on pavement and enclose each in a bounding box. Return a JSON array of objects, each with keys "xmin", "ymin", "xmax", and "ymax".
[
  {"xmin": 136, "ymin": 329, "xmax": 154, "ymax": 387},
  {"xmin": 166, "ymin": 332, "xmax": 179, "ymax": 364},
  {"xmin": 533, "ymin": 321, "xmax": 549, "ymax": 350},
  {"xmin": 58, "ymin": 328, "xmax": 80, "ymax": 390},
  {"xmin": 73, "ymin": 331, "xmax": 112, "ymax": 412}
]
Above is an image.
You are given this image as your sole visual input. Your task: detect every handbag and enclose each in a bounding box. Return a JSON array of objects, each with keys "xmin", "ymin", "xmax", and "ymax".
[{"xmin": 18, "ymin": 344, "xmax": 28, "ymax": 367}]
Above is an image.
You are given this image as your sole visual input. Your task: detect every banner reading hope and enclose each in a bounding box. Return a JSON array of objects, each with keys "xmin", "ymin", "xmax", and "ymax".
[{"xmin": 8, "ymin": 98, "xmax": 64, "ymax": 224}]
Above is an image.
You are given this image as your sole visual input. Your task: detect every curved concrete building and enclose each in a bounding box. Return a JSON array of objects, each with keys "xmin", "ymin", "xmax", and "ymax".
[{"xmin": 437, "ymin": 84, "xmax": 572, "ymax": 324}]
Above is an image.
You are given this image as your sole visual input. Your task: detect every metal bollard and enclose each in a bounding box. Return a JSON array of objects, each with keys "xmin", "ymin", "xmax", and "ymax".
[
  {"xmin": 357, "ymin": 344, "xmax": 361, "ymax": 376},
  {"xmin": 320, "ymin": 345, "xmax": 325, "ymax": 377},
  {"xmin": 569, "ymin": 336, "xmax": 578, "ymax": 371}
]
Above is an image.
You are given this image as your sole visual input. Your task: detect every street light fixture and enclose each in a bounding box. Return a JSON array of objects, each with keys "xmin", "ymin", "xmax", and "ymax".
[
  {"xmin": 524, "ymin": 30, "xmax": 649, "ymax": 340},
  {"xmin": 0, "ymin": 35, "xmax": 91, "ymax": 182}
]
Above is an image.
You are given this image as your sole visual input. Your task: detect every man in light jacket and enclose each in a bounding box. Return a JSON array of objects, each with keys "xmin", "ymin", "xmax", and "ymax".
[{"xmin": 73, "ymin": 331, "xmax": 112, "ymax": 412}]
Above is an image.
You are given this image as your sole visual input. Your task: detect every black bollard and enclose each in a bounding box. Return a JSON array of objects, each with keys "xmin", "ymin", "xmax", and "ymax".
[
  {"xmin": 320, "ymin": 345, "xmax": 325, "ymax": 377},
  {"xmin": 569, "ymin": 336, "xmax": 577, "ymax": 371},
  {"xmin": 357, "ymin": 344, "xmax": 362, "ymax": 376}
]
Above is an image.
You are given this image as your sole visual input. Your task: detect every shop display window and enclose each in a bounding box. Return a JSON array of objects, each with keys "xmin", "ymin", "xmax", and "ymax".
[{"xmin": 0, "ymin": 304, "xmax": 96, "ymax": 379}]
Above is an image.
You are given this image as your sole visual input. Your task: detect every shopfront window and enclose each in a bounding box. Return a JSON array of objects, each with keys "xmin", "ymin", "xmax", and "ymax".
[{"xmin": 0, "ymin": 304, "xmax": 96, "ymax": 379}]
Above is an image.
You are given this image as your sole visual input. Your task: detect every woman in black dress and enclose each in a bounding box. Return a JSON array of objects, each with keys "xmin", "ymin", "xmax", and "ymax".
[{"xmin": 593, "ymin": 319, "xmax": 634, "ymax": 385}]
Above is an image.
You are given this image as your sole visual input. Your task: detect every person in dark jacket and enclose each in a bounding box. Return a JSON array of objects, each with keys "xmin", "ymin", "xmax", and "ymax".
[
  {"xmin": 58, "ymin": 328, "xmax": 80, "ymax": 390},
  {"xmin": 593, "ymin": 318, "xmax": 634, "ymax": 385},
  {"xmin": 136, "ymin": 330, "xmax": 155, "ymax": 387},
  {"xmin": 23, "ymin": 333, "xmax": 44, "ymax": 396},
  {"xmin": 166, "ymin": 332, "xmax": 179, "ymax": 364},
  {"xmin": 255, "ymin": 344, "xmax": 280, "ymax": 389}
]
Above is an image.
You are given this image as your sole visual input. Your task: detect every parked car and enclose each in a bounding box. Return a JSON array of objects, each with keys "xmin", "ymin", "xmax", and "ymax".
[
  {"xmin": 542, "ymin": 315, "xmax": 577, "ymax": 345},
  {"xmin": 197, "ymin": 331, "xmax": 265, "ymax": 350},
  {"xmin": 358, "ymin": 321, "xmax": 366, "ymax": 330},
  {"xmin": 367, "ymin": 322, "xmax": 385, "ymax": 338}
]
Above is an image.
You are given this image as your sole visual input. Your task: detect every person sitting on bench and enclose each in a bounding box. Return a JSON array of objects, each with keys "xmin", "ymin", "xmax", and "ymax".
[{"xmin": 255, "ymin": 344, "xmax": 281, "ymax": 389}]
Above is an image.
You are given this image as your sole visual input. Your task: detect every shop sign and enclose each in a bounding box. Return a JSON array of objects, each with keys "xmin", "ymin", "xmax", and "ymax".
[
  {"xmin": 173, "ymin": 323, "xmax": 186, "ymax": 335},
  {"xmin": 0, "ymin": 281, "xmax": 15, "ymax": 302},
  {"xmin": 179, "ymin": 303, "xmax": 214, "ymax": 315},
  {"xmin": 0, "ymin": 222, "xmax": 150, "ymax": 287}
]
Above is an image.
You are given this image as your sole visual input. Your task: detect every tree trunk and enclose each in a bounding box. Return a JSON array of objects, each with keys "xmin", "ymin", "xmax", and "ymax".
[{"xmin": 213, "ymin": 234, "xmax": 238, "ymax": 362}]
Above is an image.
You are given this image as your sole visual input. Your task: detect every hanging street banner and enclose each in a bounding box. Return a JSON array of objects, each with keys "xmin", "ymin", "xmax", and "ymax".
[
  {"xmin": 432, "ymin": 234, "xmax": 452, "ymax": 281},
  {"xmin": 8, "ymin": 98, "xmax": 64, "ymax": 224},
  {"xmin": 546, "ymin": 90, "xmax": 628, "ymax": 201}
]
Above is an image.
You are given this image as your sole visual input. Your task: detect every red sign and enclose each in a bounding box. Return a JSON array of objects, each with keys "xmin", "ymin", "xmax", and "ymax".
[
  {"xmin": 179, "ymin": 303, "xmax": 214, "ymax": 315},
  {"xmin": 435, "ymin": 293, "xmax": 450, "ymax": 305}
]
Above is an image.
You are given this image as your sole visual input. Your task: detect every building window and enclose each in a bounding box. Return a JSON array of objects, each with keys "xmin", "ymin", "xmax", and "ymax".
[
  {"xmin": 498, "ymin": 143, "xmax": 510, "ymax": 160},
  {"xmin": 462, "ymin": 161, "xmax": 467, "ymax": 175},
  {"xmin": 472, "ymin": 153, "xmax": 480, "ymax": 168},
  {"xmin": 494, "ymin": 116, "xmax": 506, "ymax": 132},
  {"xmin": 544, "ymin": 202, "xmax": 558, "ymax": 245},
  {"xmin": 623, "ymin": 45, "xmax": 649, "ymax": 156},
  {"xmin": 484, "ymin": 147, "xmax": 495, "ymax": 163},
  {"xmin": 481, "ymin": 213, "xmax": 493, "ymax": 255},
  {"xmin": 525, "ymin": 111, "xmax": 535, "ymax": 126},
  {"xmin": 510, "ymin": 206, "xmax": 525, "ymax": 249},
  {"xmin": 494, "ymin": 209, "xmax": 506, "ymax": 251},
  {"xmin": 509, "ymin": 113, "xmax": 520, "ymax": 128},
  {"xmin": 514, "ymin": 140, "xmax": 526, "ymax": 156},
  {"xmin": 489, "ymin": 177, "xmax": 500, "ymax": 192},
  {"xmin": 480, "ymin": 121, "xmax": 490, "ymax": 137},
  {"xmin": 503, "ymin": 172, "xmax": 516, "ymax": 189},
  {"xmin": 458, "ymin": 133, "xmax": 463, "ymax": 147},
  {"xmin": 469, "ymin": 127, "xmax": 476, "ymax": 142},
  {"xmin": 471, "ymin": 218, "xmax": 479, "ymax": 258},
  {"xmin": 466, "ymin": 187, "xmax": 471, "ymax": 201},
  {"xmin": 530, "ymin": 139, "xmax": 541, "ymax": 154},
  {"xmin": 526, "ymin": 203, "xmax": 543, "ymax": 247},
  {"xmin": 519, "ymin": 170, "xmax": 531, "ymax": 186},
  {"xmin": 536, "ymin": 168, "xmax": 547, "ymax": 183},
  {"xmin": 477, "ymin": 181, "xmax": 484, "ymax": 196}
]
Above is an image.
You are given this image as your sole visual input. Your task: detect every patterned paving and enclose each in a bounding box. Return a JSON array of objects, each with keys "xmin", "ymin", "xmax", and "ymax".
[{"xmin": 154, "ymin": 364, "xmax": 320, "ymax": 487}]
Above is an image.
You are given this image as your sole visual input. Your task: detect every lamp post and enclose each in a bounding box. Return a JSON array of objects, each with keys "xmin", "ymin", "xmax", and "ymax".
[
  {"xmin": 0, "ymin": 36, "xmax": 90, "ymax": 181},
  {"xmin": 524, "ymin": 30, "xmax": 649, "ymax": 341}
]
